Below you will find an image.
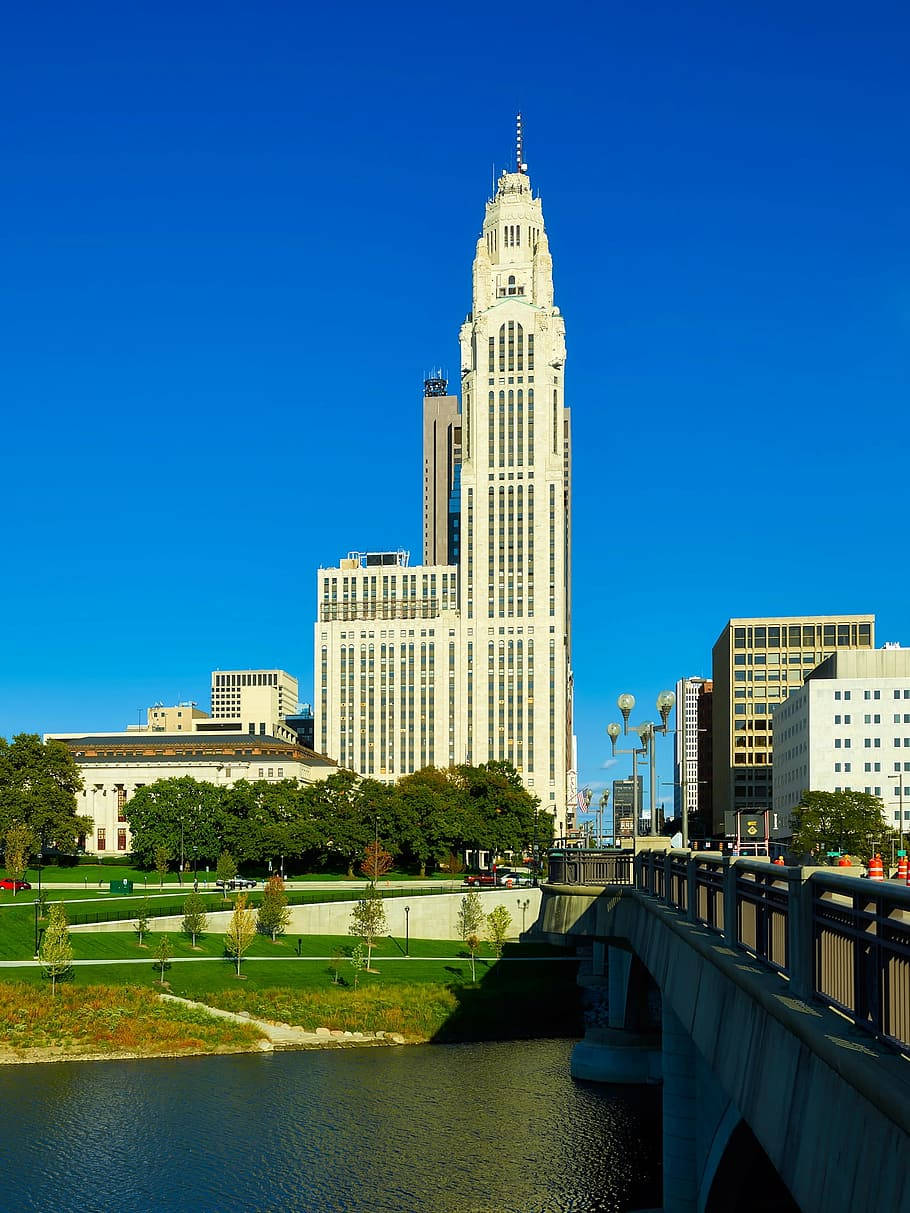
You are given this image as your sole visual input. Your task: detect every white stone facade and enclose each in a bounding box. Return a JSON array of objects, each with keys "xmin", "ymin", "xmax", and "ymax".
[
  {"xmin": 50, "ymin": 734, "xmax": 336, "ymax": 856},
  {"xmin": 315, "ymin": 154, "xmax": 574, "ymax": 831},
  {"xmin": 772, "ymin": 648, "xmax": 910, "ymax": 833}
]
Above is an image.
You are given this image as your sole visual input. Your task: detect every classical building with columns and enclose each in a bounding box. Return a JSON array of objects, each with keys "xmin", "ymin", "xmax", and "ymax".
[{"xmin": 315, "ymin": 122, "xmax": 576, "ymax": 833}]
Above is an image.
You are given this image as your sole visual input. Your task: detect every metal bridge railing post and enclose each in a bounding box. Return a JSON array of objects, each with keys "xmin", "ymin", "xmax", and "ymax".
[
  {"xmin": 722, "ymin": 857, "xmax": 737, "ymax": 948},
  {"xmin": 786, "ymin": 866, "xmax": 813, "ymax": 1002}
]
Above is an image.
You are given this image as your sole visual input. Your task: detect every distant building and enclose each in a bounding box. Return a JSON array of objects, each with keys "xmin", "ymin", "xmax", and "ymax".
[
  {"xmin": 613, "ymin": 776, "xmax": 644, "ymax": 839},
  {"xmin": 135, "ymin": 702, "xmax": 209, "ymax": 733},
  {"xmin": 285, "ymin": 703, "xmax": 315, "ymax": 750},
  {"xmin": 674, "ymin": 677, "xmax": 712, "ymax": 834},
  {"xmin": 712, "ymin": 615, "xmax": 875, "ymax": 836},
  {"xmin": 422, "ymin": 377, "xmax": 462, "ymax": 567},
  {"xmin": 46, "ymin": 732, "xmax": 336, "ymax": 857},
  {"xmin": 772, "ymin": 646, "xmax": 910, "ymax": 835},
  {"xmin": 207, "ymin": 669, "xmax": 298, "ymax": 740}
]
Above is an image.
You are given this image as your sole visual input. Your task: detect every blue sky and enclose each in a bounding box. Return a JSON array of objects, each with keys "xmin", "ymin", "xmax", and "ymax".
[{"xmin": 1, "ymin": 1, "xmax": 908, "ymax": 817}]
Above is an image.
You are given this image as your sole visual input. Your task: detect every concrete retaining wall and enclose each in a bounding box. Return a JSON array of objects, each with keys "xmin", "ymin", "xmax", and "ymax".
[{"xmin": 71, "ymin": 888, "xmax": 542, "ymax": 941}]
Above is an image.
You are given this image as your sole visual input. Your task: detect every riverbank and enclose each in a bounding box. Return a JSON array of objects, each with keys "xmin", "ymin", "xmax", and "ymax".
[{"xmin": 0, "ymin": 950, "xmax": 582, "ymax": 1064}]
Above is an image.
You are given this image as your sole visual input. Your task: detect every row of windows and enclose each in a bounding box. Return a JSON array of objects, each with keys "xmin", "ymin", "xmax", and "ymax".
[{"xmin": 732, "ymin": 622, "xmax": 872, "ymax": 649}]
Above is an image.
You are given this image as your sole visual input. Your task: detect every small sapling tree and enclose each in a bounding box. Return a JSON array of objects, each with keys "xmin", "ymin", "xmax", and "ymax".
[
  {"xmin": 457, "ymin": 890, "xmax": 485, "ymax": 983},
  {"xmin": 181, "ymin": 892, "xmax": 208, "ymax": 948},
  {"xmin": 134, "ymin": 897, "xmax": 152, "ymax": 947},
  {"xmin": 154, "ymin": 934, "xmax": 172, "ymax": 984},
  {"xmin": 216, "ymin": 851, "xmax": 237, "ymax": 900},
  {"xmin": 154, "ymin": 844, "xmax": 171, "ymax": 890},
  {"xmin": 349, "ymin": 884, "xmax": 387, "ymax": 973},
  {"xmin": 330, "ymin": 945, "xmax": 345, "ymax": 984},
  {"xmin": 225, "ymin": 892, "xmax": 256, "ymax": 977},
  {"xmin": 360, "ymin": 840, "xmax": 394, "ymax": 885},
  {"xmin": 257, "ymin": 875, "xmax": 291, "ymax": 942},
  {"xmin": 3, "ymin": 823, "xmax": 33, "ymax": 895},
  {"xmin": 348, "ymin": 942, "xmax": 366, "ymax": 990},
  {"xmin": 486, "ymin": 904, "xmax": 512, "ymax": 959},
  {"xmin": 40, "ymin": 903, "xmax": 72, "ymax": 994}
]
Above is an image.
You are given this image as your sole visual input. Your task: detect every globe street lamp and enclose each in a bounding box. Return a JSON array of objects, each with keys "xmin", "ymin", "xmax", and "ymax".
[{"xmin": 608, "ymin": 690, "xmax": 677, "ymax": 841}]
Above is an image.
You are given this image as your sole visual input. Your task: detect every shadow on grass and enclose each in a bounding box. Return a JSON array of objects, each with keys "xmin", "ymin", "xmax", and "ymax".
[{"xmin": 431, "ymin": 942, "xmax": 582, "ymax": 1043}]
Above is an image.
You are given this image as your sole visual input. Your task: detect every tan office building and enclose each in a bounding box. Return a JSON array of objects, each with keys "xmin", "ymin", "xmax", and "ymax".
[
  {"xmin": 712, "ymin": 614, "xmax": 875, "ymax": 835},
  {"xmin": 315, "ymin": 134, "xmax": 575, "ymax": 833}
]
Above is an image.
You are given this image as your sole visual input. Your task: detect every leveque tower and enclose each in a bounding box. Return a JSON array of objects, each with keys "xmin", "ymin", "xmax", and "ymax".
[{"xmin": 315, "ymin": 124, "xmax": 576, "ymax": 834}]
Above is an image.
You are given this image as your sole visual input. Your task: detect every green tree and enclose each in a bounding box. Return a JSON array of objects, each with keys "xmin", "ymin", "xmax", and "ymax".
[
  {"xmin": 330, "ymin": 945, "xmax": 345, "ymax": 984},
  {"xmin": 216, "ymin": 851, "xmax": 238, "ymax": 885},
  {"xmin": 486, "ymin": 904, "xmax": 512, "ymax": 959},
  {"xmin": 154, "ymin": 934, "xmax": 172, "ymax": 984},
  {"xmin": 40, "ymin": 903, "xmax": 72, "ymax": 994},
  {"xmin": 181, "ymin": 892, "xmax": 208, "ymax": 947},
  {"xmin": 348, "ymin": 942, "xmax": 366, "ymax": 990},
  {"xmin": 225, "ymin": 893, "xmax": 256, "ymax": 977},
  {"xmin": 790, "ymin": 790, "xmax": 889, "ymax": 860},
  {"xmin": 123, "ymin": 777, "xmax": 225, "ymax": 868},
  {"xmin": 349, "ymin": 885, "xmax": 388, "ymax": 972},
  {"xmin": 457, "ymin": 890, "xmax": 485, "ymax": 983},
  {"xmin": 257, "ymin": 875, "xmax": 291, "ymax": 942},
  {"xmin": 154, "ymin": 844, "xmax": 171, "ymax": 889},
  {"xmin": 0, "ymin": 734, "xmax": 88, "ymax": 852},
  {"xmin": 134, "ymin": 897, "xmax": 152, "ymax": 947},
  {"xmin": 3, "ymin": 822, "xmax": 33, "ymax": 893},
  {"xmin": 307, "ymin": 770, "xmax": 374, "ymax": 876},
  {"xmin": 393, "ymin": 768, "xmax": 463, "ymax": 876}
]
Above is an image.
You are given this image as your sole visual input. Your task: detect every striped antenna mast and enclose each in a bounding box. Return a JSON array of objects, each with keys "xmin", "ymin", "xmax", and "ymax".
[{"xmin": 516, "ymin": 112, "xmax": 526, "ymax": 172}]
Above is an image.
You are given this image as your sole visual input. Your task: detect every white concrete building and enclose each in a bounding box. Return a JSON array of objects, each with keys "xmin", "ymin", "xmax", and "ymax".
[
  {"xmin": 315, "ymin": 125, "xmax": 575, "ymax": 832},
  {"xmin": 772, "ymin": 647, "xmax": 910, "ymax": 834},
  {"xmin": 48, "ymin": 732, "xmax": 336, "ymax": 856},
  {"xmin": 674, "ymin": 677, "xmax": 711, "ymax": 826}
]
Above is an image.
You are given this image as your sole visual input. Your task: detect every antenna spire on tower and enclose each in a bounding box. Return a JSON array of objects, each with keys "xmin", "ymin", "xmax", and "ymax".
[{"xmin": 516, "ymin": 112, "xmax": 526, "ymax": 173}]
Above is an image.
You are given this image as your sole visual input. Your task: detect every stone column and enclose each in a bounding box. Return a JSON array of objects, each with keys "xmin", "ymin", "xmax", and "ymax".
[{"xmin": 662, "ymin": 1004, "xmax": 697, "ymax": 1213}]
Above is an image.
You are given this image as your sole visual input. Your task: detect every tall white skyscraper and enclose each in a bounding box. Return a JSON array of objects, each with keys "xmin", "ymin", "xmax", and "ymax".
[{"xmin": 315, "ymin": 121, "xmax": 575, "ymax": 832}]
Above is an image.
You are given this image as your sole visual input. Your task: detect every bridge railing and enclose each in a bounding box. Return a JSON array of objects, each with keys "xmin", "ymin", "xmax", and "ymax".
[
  {"xmin": 547, "ymin": 849, "xmax": 634, "ymax": 886},
  {"xmin": 550, "ymin": 845, "xmax": 910, "ymax": 1052},
  {"xmin": 635, "ymin": 849, "xmax": 910, "ymax": 1052}
]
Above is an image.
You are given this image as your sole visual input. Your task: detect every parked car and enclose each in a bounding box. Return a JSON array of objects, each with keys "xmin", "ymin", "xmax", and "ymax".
[
  {"xmin": 214, "ymin": 877, "xmax": 257, "ymax": 891},
  {"xmin": 0, "ymin": 879, "xmax": 31, "ymax": 892},
  {"xmin": 496, "ymin": 869, "xmax": 533, "ymax": 887},
  {"xmin": 462, "ymin": 870, "xmax": 496, "ymax": 888}
]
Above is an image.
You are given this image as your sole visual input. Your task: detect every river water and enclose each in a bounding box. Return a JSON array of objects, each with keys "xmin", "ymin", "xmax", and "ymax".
[{"xmin": 0, "ymin": 1039, "xmax": 659, "ymax": 1212}]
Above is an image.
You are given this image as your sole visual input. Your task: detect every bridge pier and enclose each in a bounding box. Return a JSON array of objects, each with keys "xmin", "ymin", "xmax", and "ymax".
[
  {"xmin": 662, "ymin": 1005, "xmax": 697, "ymax": 1213},
  {"xmin": 570, "ymin": 944, "xmax": 662, "ymax": 1084}
]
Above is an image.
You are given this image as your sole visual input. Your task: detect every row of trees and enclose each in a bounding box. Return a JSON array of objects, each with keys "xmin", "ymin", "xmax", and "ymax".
[{"xmin": 125, "ymin": 763, "xmax": 550, "ymax": 874}]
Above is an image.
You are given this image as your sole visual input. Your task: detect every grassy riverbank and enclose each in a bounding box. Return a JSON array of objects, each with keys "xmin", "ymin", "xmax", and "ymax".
[{"xmin": 0, "ymin": 984, "xmax": 265, "ymax": 1063}]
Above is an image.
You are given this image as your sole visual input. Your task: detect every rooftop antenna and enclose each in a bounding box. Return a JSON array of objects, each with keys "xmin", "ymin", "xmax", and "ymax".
[{"xmin": 516, "ymin": 111, "xmax": 526, "ymax": 173}]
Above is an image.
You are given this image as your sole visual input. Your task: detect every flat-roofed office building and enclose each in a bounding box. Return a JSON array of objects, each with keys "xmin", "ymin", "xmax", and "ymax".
[
  {"xmin": 773, "ymin": 646, "xmax": 910, "ymax": 835},
  {"xmin": 712, "ymin": 615, "xmax": 875, "ymax": 835}
]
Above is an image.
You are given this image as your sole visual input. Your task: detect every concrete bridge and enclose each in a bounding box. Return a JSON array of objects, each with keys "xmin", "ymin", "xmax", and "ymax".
[{"xmin": 541, "ymin": 846, "xmax": 910, "ymax": 1213}]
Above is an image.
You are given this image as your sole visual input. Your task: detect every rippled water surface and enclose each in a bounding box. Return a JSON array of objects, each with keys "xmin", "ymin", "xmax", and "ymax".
[{"xmin": 0, "ymin": 1040, "xmax": 658, "ymax": 1212}]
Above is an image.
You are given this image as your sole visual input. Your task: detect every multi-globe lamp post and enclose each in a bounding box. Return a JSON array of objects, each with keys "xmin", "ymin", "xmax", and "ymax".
[{"xmin": 607, "ymin": 690, "xmax": 677, "ymax": 845}]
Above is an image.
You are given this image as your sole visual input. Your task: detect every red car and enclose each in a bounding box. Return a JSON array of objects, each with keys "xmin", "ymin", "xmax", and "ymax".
[
  {"xmin": 462, "ymin": 870, "xmax": 496, "ymax": 888},
  {"xmin": 0, "ymin": 879, "xmax": 31, "ymax": 892}
]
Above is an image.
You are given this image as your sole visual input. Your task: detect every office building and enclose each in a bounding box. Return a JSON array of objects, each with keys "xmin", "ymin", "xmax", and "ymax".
[
  {"xmin": 712, "ymin": 615, "xmax": 875, "ymax": 835},
  {"xmin": 315, "ymin": 124, "xmax": 575, "ymax": 832},
  {"xmin": 422, "ymin": 376, "xmax": 462, "ymax": 567},
  {"xmin": 674, "ymin": 677, "xmax": 713, "ymax": 835},
  {"xmin": 773, "ymin": 646, "xmax": 910, "ymax": 835},
  {"xmin": 613, "ymin": 776, "xmax": 644, "ymax": 839}
]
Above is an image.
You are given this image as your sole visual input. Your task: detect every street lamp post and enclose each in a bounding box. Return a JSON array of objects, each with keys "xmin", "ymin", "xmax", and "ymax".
[
  {"xmin": 404, "ymin": 905, "xmax": 410, "ymax": 957},
  {"xmin": 598, "ymin": 789, "xmax": 609, "ymax": 848},
  {"xmin": 607, "ymin": 690, "xmax": 677, "ymax": 841}
]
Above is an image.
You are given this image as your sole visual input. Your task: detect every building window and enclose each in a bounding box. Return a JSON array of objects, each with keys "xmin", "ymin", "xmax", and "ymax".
[
  {"xmin": 117, "ymin": 829, "xmax": 127, "ymax": 851},
  {"xmin": 97, "ymin": 829, "xmax": 106, "ymax": 851}
]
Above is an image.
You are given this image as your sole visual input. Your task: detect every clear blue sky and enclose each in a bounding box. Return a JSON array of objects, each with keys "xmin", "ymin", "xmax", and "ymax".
[{"xmin": 2, "ymin": 1, "xmax": 908, "ymax": 816}]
